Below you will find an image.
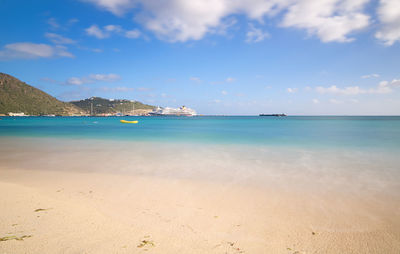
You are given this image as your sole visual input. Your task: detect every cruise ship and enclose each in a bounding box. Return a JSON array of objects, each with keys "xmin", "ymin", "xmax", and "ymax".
[{"xmin": 149, "ymin": 106, "xmax": 197, "ymax": 116}]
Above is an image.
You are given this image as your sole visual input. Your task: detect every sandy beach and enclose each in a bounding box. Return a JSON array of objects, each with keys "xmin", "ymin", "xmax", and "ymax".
[
  {"xmin": 3, "ymin": 0, "xmax": 400, "ymax": 251},
  {"xmin": 1, "ymin": 138, "xmax": 400, "ymax": 253}
]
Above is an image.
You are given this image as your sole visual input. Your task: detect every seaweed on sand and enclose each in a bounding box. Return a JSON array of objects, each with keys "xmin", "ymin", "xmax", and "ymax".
[
  {"xmin": 34, "ymin": 208, "xmax": 51, "ymax": 212},
  {"xmin": 0, "ymin": 235, "xmax": 32, "ymax": 242},
  {"xmin": 137, "ymin": 240, "xmax": 155, "ymax": 248}
]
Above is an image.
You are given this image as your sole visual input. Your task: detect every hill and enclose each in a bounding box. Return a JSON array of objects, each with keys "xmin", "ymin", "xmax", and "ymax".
[
  {"xmin": 70, "ymin": 97, "xmax": 155, "ymax": 115},
  {"xmin": 0, "ymin": 73, "xmax": 84, "ymax": 116},
  {"xmin": 0, "ymin": 73, "xmax": 156, "ymax": 116}
]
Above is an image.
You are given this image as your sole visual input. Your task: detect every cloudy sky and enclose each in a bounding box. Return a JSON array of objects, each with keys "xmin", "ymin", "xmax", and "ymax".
[{"xmin": 1, "ymin": 0, "xmax": 399, "ymax": 115}]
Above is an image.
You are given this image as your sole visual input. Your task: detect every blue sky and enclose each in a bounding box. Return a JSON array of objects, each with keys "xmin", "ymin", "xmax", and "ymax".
[{"xmin": 1, "ymin": 0, "xmax": 399, "ymax": 115}]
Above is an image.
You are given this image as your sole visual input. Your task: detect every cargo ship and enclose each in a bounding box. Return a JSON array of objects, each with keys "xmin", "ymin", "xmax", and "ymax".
[{"xmin": 259, "ymin": 113, "xmax": 286, "ymax": 117}]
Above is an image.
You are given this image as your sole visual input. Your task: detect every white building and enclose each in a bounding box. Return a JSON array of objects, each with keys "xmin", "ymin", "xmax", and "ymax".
[{"xmin": 8, "ymin": 112, "xmax": 27, "ymax": 116}]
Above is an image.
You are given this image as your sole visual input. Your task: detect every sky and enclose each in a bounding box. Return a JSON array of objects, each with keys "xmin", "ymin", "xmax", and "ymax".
[{"xmin": 0, "ymin": 0, "xmax": 400, "ymax": 115}]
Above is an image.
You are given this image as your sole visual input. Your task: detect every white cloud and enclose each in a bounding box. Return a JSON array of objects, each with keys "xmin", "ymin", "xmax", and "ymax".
[
  {"xmin": 125, "ymin": 29, "xmax": 141, "ymax": 38},
  {"xmin": 113, "ymin": 86, "xmax": 134, "ymax": 92},
  {"xmin": 48, "ymin": 18, "xmax": 60, "ymax": 29},
  {"xmin": 281, "ymin": 0, "xmax": 370, "ymax": 43},
  {"xmin": 226, "ymin": 77, "xmax": 235, "ymax": 82},
  {"xmin": 379, "ymin": 79, "xmax": 400, "ymax": 88},
  {"xmin": 86, "ymin": 24, "xmax": 141, "ymax": 39},
  {"xmin": 287, "ymin": 88, "xmax": 298, "ymax": 93},
  {"xmin": 89, "ymin": 73, "xmax": 121, "ymax": 82},
  {"xmin": 55, "ymin": 45, "xmax": 74, "ymax": 57},
  {"xmin": 68, "ymin": 18, "xmax": 80, "ymax": 25},
  {"xmin": 104, "ymin": 24, "xmax": 123, "ymax": 32},
  {"xmin": 45, "ymin": 33, "xmax": 76, "ymax": 44},
  {"xmin": 77, "ymin": 46, "xmax": 104, "ymax": 53},
  {"xmin": 48, "ymin": 17, "xmax": 80, "ymax": 31},
  {"xmin": 329, "ymin": 98, "xmax": 343, "ymax": 104},
  {"xmin": 221, "ymin": 90, "xmax": 228, "ymax": 95},
  {"xmin": 82, "ymin": 0, "xmax": 136, "ymax": 16},
  {"xmin": 100, "ymin": 86, "xmax": 134, "ymax": 92},
  {"xmin": 134, "ymin": 0, "xmax": 234, "ymax": 42},
  {"xmin": 0, "ymin": 42, "xmax": 73, "ymax": 60},
  {"xmin": 315, "ymin": 80, "xmax": 398, "ymax": 95},
  {"xmin": 82, "ymin": 0, "xmax": 372, "ymax": 43},
  {"xmin": 86, "ymin": 25, "xmax": 109, "ymax": 39},
  {"xmin": 361, "ymin": 73, "xmax": 380, "ymax": 79},
  {"xmin": 375, "ymin": 0, "xmax": 400, "ymax": 46},
  {"xmin": 312, "ymin": 98, "xmax": 320, "ymax": 104},
  {"xmin": 392, "ymin": 79, "xmax": 400, "ymax": 87},
  {"xmin": 210, "ymin": 17, "xmax": 238, "ymax": 36},
  {"xmin": 65, "ymin": 73, "xmax": 121, "ymax": 85},
  {"xmin": 246, "ymin": 23, "xmax": 269, "ymax": 43},
  {"xmin": 190, "ymin": 77, "xmax": 201, "ymax": 83},
  {"xmin": 67, "ymin": 77, "xmax": 86, "ymax": 85},
  {"xmin": 137, "ymin": 87, "xmax": 151, "ymax": 91},
  {"xmin": 210, "ymin": 77, "xmax": 235, "ymax": 85}
]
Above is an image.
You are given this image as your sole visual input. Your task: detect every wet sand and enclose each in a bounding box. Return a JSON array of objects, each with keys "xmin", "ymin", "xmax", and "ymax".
[{"xmin": 1, "ymin": 137, "xmax": 400, "ymax": 253}]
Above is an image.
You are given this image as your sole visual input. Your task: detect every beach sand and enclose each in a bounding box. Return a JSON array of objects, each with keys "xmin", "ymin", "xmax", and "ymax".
[{"xmin": 1, "ymin": 138, "xmax": 400, "ymax": 253}]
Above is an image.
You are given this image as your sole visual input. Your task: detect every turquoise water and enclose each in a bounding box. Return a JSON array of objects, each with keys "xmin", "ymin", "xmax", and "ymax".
[{"xmin": 0, "ymin": 116, "xmax": 400, "ymax": 151}]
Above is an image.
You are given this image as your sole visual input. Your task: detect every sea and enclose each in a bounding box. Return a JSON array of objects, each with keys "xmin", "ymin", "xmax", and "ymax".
[{"xmin": 0, "ymin": 116, "xmax": 399, "ymax": 194}]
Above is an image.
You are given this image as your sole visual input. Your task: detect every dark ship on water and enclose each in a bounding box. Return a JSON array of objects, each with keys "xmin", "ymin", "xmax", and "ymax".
[{"xmin": 259, "ymin": 113, "xmax": 286, "ymax": 117}]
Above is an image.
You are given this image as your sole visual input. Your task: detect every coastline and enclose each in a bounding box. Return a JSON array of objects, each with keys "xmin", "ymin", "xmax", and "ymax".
[{"xmin": 1, "ymin": 137, "xmax": 400, "ymax": 253}]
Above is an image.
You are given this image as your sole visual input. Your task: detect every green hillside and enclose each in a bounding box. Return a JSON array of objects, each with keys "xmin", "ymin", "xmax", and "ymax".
[
  {"xmin": 70, "ymin": 97, "xmax": 155, "ymax": 115},
  {"xmin": 0, "ymin": 73, "xmax": 83, "ymax": 116}
]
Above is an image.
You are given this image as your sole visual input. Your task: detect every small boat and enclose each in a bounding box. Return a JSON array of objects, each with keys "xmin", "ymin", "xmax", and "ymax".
[{"xmin": 120, "ymin": 120, "xmax": 138, "ymax": 124}]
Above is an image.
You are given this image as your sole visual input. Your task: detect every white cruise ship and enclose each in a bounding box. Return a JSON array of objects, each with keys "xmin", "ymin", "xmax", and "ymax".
[{"xmin": 149, "ymin": 106, "xmax": 197, "ymax": 116}]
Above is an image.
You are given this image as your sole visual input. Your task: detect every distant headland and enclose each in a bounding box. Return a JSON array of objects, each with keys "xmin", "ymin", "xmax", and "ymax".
[{"xmin": 0, "ymin": 73, "xmax": 196, "ymax": 117}]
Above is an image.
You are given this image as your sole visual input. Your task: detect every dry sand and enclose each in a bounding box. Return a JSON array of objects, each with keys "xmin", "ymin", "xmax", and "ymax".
[{"xmin": 1, "ymin": 138, "xmax": 400, "ymax": 253}]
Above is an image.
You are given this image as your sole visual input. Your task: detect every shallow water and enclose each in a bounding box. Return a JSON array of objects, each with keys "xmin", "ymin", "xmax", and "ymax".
[{"xmin": 0, "ymin": 136, "xmax": 399, "ymax": 202}]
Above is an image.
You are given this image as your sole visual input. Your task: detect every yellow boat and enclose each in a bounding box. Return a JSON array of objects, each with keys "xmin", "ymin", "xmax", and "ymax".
[{"xmin": 120, "ymin": 120, "xmax": 138, "ymax": 124}]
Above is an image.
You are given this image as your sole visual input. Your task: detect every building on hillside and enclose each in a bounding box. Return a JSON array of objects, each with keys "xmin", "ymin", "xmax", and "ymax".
[{"xmin": 8, "ymin": 112, "xmax": 27, "ymax": 116}]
